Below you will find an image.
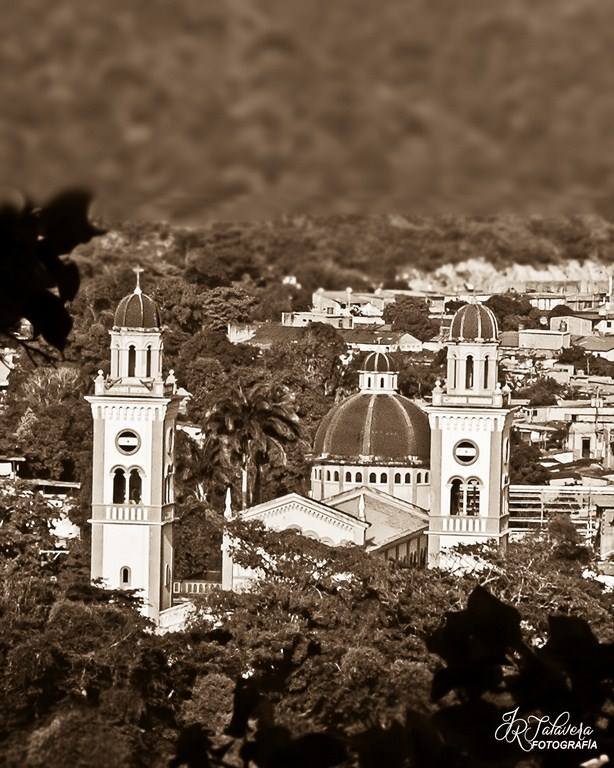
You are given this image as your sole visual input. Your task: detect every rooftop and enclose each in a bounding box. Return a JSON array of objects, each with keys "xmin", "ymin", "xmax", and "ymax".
[{"xmin": 328, "ymin": 486, "xmax": 428, "ymax": 550}]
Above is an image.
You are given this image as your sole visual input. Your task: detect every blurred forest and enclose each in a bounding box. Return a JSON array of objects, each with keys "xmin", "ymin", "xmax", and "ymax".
[{"xmin": 3, "ymin": 0, "xmax": 614, "ymax": 223}]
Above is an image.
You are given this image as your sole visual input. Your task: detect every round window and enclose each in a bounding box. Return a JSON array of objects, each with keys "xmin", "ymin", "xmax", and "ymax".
[
  {"xmin": 453, "ymin": 440, "xmax": 479, "ymax": 465},
  {"xmin": 116, "ymin": 429, "xmax": 140, "ymax": 455}
]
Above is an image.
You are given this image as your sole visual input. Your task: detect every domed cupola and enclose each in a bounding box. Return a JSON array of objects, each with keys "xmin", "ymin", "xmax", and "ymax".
[
  {"xmin": 310, "ymin": 352, "xmax": 431, "ymax": 507},
  {"xmin": 108, "ymin": 267, "xmax": 164, "ymax": 380},
  {"xmin": 114, "ymin": 268, "xmax": 160, "ymax": 330},
  {"xmin": 449, "ymin": 302, "xmax": 498, "ymax": 343},
  {"xmin": 434, "ymin": 300, "xmax": 507, "ymax": 408},
  {"xmin": 358, "ymin": 351, "xmax": 399, "ymax": 393}
]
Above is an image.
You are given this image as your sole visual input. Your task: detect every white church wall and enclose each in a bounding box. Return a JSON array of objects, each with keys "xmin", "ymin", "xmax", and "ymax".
[
  {"xmin": 436, "ymin": 415, "xmax": 505, "ymax": 518},
  {"xmin": 101, "ymin": 405, "xmax": 156, "ymax": 505},
  {"xmin": 312, "ymin": 464, "xmax": 430, "ymax": 508},
  {"xmin": 102, "ymin": 523, "xmax": 150, "ymax": 599}
]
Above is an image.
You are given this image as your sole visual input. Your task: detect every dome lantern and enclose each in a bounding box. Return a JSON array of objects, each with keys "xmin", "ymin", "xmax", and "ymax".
[{"xmin": 358, "ymin": 352, "xmax": 399, "ymax": 393}]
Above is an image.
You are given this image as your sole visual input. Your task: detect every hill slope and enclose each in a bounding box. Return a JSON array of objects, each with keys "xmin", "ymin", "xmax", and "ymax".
[{"xmin": 2, "ymin": 0, "xmax": 614, "ymax": 222}]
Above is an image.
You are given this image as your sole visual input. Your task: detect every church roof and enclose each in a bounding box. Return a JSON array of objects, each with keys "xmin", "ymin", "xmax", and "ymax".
[
  {"xmin": 238, "ymin": 488, "xmax": 427, "ymax": 551},
  {"xmin": 361, "ymin": 351, "xmax": 396, "ymax": 372},
  {"xmin": 114, "ymin": 287, "xmax": 160, "ymax": 329},
  {"xmin": 326, "ymin": 486, "xmax": 428, "ymax": 549},
  {"xmin": 313, "ymin": 392, "xmax": 430, "ymax": 464},
  {"xmin": 449, "ymin": 303, "xmax": 498, "ymax": 343},
  {"xmin": 113, "ymin": 268, "xmax": 160, "ymax": 329}
]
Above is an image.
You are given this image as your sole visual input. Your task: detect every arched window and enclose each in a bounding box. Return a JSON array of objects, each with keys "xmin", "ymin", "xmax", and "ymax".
[
  {"xmin": 146, "ymin": 346, "xmax": 152, "ymax": 377},
  {"xmin": 417, "ymin": 472, "xmax": 422, "ymax": 483},
  {"xmin": 334, "ymin": 471, "xmax": 339, "ymax": 482},
  {"xmin": 128, "ymin": 345, "xmax": 136, "ymax": 377},
  {"xmin": 465, "ymin": 355, "xmax": 474, "ymax": 389},
  {"xmin": 380, "ymin": 377, "xmax": 385, "ymax": 388},
  {"xmin": 113, "ymin": 468, "xmax": 126, "ymax": 503},
  {"xmin": 380, "ymin": 472, "xmax": 387, "ymax": 483},
  {"xmin": 404, "ymin": 472, "xmax": 411, "ymax": 483},
  {"xmin": 483, "ymin": 357, "xmax": 489, "ymax": 389},
  {"xmin": 451, "ymin": 357, "xmax": 457, "ymax": 388},
  {"xmin": 326, "ymin": 471, "xmax": 331, "ymax": 481},
  {"xmin": 120, "ymin": 566, "xmax": 131, "ymax": 588},
  {"xmin": 466, "ymin": 478, "xmax": 480, "ymax": 516},
  {"xmin": 367, "ymin": 377, "xmax": 372, "ymax": 388},
  {"xmin": 345, "ymin": 471, "xmax": 352, "ymax": 482},
  {"xmin": 164, "ymin": 465, "xmax": 174, "ymax": 503},
  {"xmin": 424, "ymin": 471, "xmax": 429, "ymax": 483},
  {"xmin": 128, "ymin": 469, "xmax": 142, "ymax": 503},
  {"xmin": 394, "ymin": 472, "xmax": 401, "ymax": 483},
  {"xmin": 450, "ymin": 479, "xmax": 463, "ymax": 515},
  {"xmin": 369, "ymin": 472, "xmax": 377, "ymax": 483},
  {"xmin": 356, "ymin": 472, "xmax": 363, "ymax": 483}
]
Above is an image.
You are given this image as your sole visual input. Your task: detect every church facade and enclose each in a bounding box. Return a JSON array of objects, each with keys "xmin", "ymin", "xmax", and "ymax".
[
  {"xmin": 88, "ymin": 281, "xmax": 514, "ymax": 620},
  {"xmin": 223, "ymin": 302, "xmax": 515, "ymax": 589}
]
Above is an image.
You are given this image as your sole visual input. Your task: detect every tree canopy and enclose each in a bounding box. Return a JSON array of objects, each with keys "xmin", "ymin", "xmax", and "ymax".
[{"xmin": 382, "ymin": 296, "xmax": 439, "ymax": 341}]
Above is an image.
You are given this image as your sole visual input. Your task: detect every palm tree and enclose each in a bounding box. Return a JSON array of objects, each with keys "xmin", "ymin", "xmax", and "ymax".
[
  {"xmin": 174, "ymin": 430, "xmax": 228, "ymax": 504},
  {"xmin": 204, "ymin": 382, "xmax": 302, "ymax": 508}
]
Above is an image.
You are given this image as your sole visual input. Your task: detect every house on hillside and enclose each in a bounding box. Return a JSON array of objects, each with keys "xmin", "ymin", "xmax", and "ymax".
[
  {"xmin": 339, "ymin": 329, "xmax": 423, "ymax": 353},
  {"xmin": 577, "ymin": 336, "xmax": 614, "ymax": 363}
]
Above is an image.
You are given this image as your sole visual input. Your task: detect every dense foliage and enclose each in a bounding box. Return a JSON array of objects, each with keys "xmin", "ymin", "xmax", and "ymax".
[
  {"xmin": 382, "ymin": 297, "xmax": 439, "ymax": 341},
  {"xmin": 1, "ymin": 490, "xmax": 612, "ymax": 767}
]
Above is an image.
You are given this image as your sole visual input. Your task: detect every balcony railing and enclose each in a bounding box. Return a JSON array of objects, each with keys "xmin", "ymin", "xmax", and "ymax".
[
  {"xmin": 91, "ymin": 503, "xmax": 175, "ymax": 523},
  {"xmin": 432, "ymin": 515, "xmax": 505, "ymax": 535},
  {"xmin": 173, "ymin": 575, "xmax": 222, "ymax": 598}
]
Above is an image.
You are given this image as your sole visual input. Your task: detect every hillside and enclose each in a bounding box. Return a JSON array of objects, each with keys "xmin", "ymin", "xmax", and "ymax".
[
  {"xmin": 72, "ymin": 214, "xmax": 614, "ymax": 296},
  {"xmin": 3, "ymin": 1, "xmax": 614, "ymax": 223}
]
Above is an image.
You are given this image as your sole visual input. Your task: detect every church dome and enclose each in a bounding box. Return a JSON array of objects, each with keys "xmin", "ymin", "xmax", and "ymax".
[
  {"xmin": 361, "ymin": 351, "xmax": 395, "ymax": 372},
  {"xmin": 449, "ymin": 303, "xmax": 498, "ymax": 342},
  {"xmin": 313, "ymin": 392, "xmax": 430, "ymax": 464},
  {"xmin": 113, "ymin": 271, "xmax": 160, "ymax": 329}
]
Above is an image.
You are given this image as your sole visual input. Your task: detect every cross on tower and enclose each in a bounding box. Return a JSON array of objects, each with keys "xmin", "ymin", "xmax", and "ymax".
[{"xmin": 133, "ymin": 265, "xmax": 144, "ymax": 294}]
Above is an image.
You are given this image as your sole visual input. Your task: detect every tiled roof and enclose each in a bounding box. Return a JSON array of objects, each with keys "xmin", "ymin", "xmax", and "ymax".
[
  {"xmin": 577, "ymin": 336, "xmax": 614, "ymax": 352},
  {"xmin": 329, "ymin": 487, "xmax": 428, "ymax": 549},
  {"xmin": 249, "ymin": 325, "xmax": 304, "ymax": 344}
]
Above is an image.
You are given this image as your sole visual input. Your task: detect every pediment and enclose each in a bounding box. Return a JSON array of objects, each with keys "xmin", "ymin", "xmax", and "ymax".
[{"xmin": 241, "ymin": 493, "xmax": 367, "ymax": 544}]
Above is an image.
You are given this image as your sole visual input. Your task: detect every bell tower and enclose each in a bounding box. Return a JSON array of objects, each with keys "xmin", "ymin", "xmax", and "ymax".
[
  {"xmin": 86, "ymin": 268, "xmax": 184, "ymax": 622},
  {"xmin": 427, "ymin": 302, "xmax": 516, "ymax": 563}
]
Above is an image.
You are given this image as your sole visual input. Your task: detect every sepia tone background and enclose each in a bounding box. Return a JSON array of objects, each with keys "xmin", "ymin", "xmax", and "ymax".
[{"xmin": 2, "ymin": 0, "xmax": 613, "ymax": 223}]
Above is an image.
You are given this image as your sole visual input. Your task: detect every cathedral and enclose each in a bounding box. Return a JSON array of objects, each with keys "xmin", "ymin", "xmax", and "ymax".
[{"xmin": 88, "ymin": 276, "xmax": 515, "ymax": 622}]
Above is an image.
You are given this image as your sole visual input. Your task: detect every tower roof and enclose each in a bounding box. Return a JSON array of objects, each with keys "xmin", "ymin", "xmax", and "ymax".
[
  {"xmin": 449, "ymin": 303, "xmax": 498, "ymax": 342},
  {"xmin": 113, "ymin": 268, "xmax": 161, "ymax": 329}
]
